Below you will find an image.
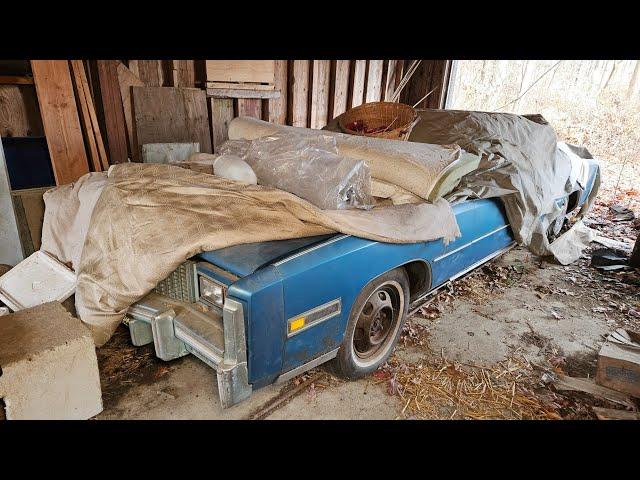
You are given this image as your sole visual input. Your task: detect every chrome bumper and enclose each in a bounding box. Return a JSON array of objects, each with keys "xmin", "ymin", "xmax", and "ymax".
[{"xmin": 126, "ymin": 292, "xmax": 252, "ymax": 408}]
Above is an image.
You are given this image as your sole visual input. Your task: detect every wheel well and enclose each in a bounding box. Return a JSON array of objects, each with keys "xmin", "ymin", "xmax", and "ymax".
[
  {"xmin": 566, "ymin": 189, "xmax": 581, "ymax": 214},
  {"xmin": 402, "ymin": 260, "xmax": 431, "ymax": 302}
]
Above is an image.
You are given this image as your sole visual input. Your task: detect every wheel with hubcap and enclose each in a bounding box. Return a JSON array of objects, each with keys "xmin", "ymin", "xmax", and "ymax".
[{"xmin": 330, "ymin": 267, "xmax": 410, "ymax": 379}]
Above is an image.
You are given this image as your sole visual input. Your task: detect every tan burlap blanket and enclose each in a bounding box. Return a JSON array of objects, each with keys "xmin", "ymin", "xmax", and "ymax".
[{"xmin": 43, "ymin": 163, "xmax": 460, "ymax": 346}]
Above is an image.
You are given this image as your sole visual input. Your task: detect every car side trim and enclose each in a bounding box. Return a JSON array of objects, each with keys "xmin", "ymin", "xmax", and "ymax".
[
  {"xmin": 273, "ymin": 234, "xmax": 350, "ymax": 266},
  {"xmin": 275, "ymin": 348, "xmax": 340, "ymax": 383},
  {"xmin": 433, "ymin": 224, "xmax": 510, "ymax": 262}
]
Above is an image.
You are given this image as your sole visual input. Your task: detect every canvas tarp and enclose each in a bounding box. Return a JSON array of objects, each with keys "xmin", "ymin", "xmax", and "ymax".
[
  {"xmin": 42, "ymin": 163, "xmax": 460, "ymax": 346},
  {"xmin": 408, "ymin": 109, "xmax": 600, "ymax": 264}
]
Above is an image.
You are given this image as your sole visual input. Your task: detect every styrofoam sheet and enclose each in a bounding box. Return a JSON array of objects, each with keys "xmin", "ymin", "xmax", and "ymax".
[{"xmin": 0, "ymin": 250, "xmax": 76, "ymax": 312}]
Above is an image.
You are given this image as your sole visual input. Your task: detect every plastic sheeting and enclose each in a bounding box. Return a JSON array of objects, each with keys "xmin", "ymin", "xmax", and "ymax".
[
  {"xmin": 218, "ymin": 133, "xmax": 372, "ymax": 210},
  {"xmin": 227, "ymin": 116, "xmax": 462, "ymax": 200}
]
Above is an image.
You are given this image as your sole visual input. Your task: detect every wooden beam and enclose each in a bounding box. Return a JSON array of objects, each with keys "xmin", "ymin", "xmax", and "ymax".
[
  {"xmin": 0, "ymin": 76, "xmax": 34, "ymax": 85},
  {"xmin": 349, "ymin": 60, "xmax": 366, "ymax": 108},
  {"xmin": 209, "ymin": 98, "xmax": 234, "ymax": 149},
  {"xmin": 365, "ymin": 60, "xmax": 384, "ymax": 103},
  {"xmin": 310, "ymin": 60, "xmax": 331, "ymax": 129},
  {"xmin": 31, "ymin": 60, "xmax": 89, "ymax": 185},
  {"xmin": 95, "ymin": 60, "xmax": 128, "ymax": 165},
  {"xmin": 166, "ymin": 60, "xmax": 195, "ymax": 88},
  {"xmin": 69, "ymin": 61, "xmax": 102, "ymax": 172},
  {"xmin": 383, "ymin": 60, "xmax": 402, "ymax": 101},
  {"xmin": 288, "ymin": 60, "xmax": 310, "ymax": 127},
  {"xmin": 329, "ymin": 60, "xmax": 350, "ymax": 120},
  {"xmin": 401, "ymin": 60, "xmax": 451, "ymax": 109},
  {"xmin": 206, "ymin": 88, "xmax": 280, "ymax": 99},
  {"xmin": 136, "ymin": 60, "xmax": 164, "ymax": 86},
  {"xmin": 268, "ymin": 60, "xmax": 288, "ymax": 124},
  {"xmin": 116, "ymin": 62, "xmax": 144, "ymax": 162}
]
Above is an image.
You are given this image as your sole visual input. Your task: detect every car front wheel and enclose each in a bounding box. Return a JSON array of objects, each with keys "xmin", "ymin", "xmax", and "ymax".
[{"xmin": 330, "ymin": 267, "xmax": 409, "ymax": 379}]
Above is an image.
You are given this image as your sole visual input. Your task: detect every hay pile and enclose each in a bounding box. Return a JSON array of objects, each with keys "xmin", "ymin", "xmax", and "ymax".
[{"xmin": 376, "ymin": 352, "xmax": 561, "ymax": 420}]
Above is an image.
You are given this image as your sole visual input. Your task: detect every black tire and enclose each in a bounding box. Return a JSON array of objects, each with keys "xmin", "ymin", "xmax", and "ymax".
[{"xmin": 329, "ymin": 267, "xmax": 410, "ymax": 380}]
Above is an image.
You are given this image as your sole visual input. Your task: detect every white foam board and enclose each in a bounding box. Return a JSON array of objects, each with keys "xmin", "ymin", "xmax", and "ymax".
[{"xmin": 0, "ymin": 251, "xmax": 76, "ymax": 312}]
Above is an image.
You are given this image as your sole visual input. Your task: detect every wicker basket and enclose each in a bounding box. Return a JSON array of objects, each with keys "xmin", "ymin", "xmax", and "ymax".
[{"xmin": 339, "ymin": 102, "xmax": 419, "ymax": 141}]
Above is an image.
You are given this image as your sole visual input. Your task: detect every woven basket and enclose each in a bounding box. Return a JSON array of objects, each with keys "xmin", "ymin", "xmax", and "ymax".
[{"xmin": 339, "ymin": 102, "xmax": 419, "ymax": 141}]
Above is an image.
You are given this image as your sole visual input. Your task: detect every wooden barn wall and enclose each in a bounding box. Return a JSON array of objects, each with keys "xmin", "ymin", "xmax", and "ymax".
[{"xmin": 206, "ymin": 60, "xmax": 408, "ymax": 149}]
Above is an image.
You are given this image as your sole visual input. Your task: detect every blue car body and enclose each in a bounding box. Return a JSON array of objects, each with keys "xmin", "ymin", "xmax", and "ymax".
[
  {"xmin": 196, "ymin": 158, "xmax": 599, "ymax": 388},
  {"xmin": 128, "ymin": 158, "xmax": 599, "ymax": 406}
]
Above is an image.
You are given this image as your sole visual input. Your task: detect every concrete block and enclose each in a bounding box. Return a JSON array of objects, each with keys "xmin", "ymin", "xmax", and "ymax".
[{"xmin": 0, "ymin": 302, "xmax": 103, "ymax": 419}]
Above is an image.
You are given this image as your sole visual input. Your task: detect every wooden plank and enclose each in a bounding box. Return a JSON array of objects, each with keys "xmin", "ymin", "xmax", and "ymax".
[
  {"xmin": 288, "ymin": 60, "xmax": 310, "ymax": 127},
  {"xmin": 173, "ymin": 60, "xmax": 195, "ymax": 88},
  {"xmin": 136, "ymin": 60, "xmax": 164, "ymax": 86},
  {"xmin": 0, "ymin": 85, "xmax": 44, "ymax": 137},
  {"xmin": 116, "ymin": 62, "xmax": 145, "ymax": 162},
  {"xmin": 95, "ymin": 60, "xmax": 128, "ymax": 165},
  {"xmin": 268, "ymin": 60, "xmax": 288, "ymax": 124},
  {"xmin": 349, "ymin": 60, "xmax": 367, "ymax": 108},
  {"xmin": 209, "ymin": 98, "xmax": 234, "ymax": 149},
  {"xmin": 309, "ymin": 60, "xmax": 331, "ymax": 129},
  {"xmin": 206, "ymin": 88, "xmax": 280, "ymax": 99},
  {"xmin": 593, "ymin": 407, "xmax": 640, "ymax": 420},
  {"xmin": 206, "ymin": 60, "xmax": 275, "ymax": 84},
  {"xmin": 69, "ymin": 61, "xmax": 101, "ymax": 172},
  {"xmin": 401, "ymin": 60, "xmax": 451, "ymax": 109},
  {"xmin": 329, "ymin": 60, "xmax": 350, "ymax": 119},
  {"xmin": 131, "ymin": 86, "xmax": 212, "ymax": 162},
  {"xmin": 31, "ymin": 60, "xmax": 89, "ymax": 185},
  {"xmin": 384, "ymin": 60, "xmax": 400, "ymax": 101},
  {"xmin": 236, "ymin": 98, "xmax": 262, "ymax": 119},
  {"xmin": 127, "ymin": 60, "xmax": 140, "ymax": 78},
  {"xmin": 365, "ymin": 60, "xmax": 384, "ymax": 103},
  {"xmin": 206, "ymin": 81, "xmax": 275, "ymax": 91},
  {"xmin": 0, "ymin": 76, "xmax": 34, "ymax": 85},
  {"xmin": 77, "ymin": 61, "xmax": 110, "ymax": 170}
]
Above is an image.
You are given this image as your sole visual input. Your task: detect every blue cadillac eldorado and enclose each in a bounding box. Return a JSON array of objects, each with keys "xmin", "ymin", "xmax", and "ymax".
[{"xmin": 126, "ymin": 157, "xmax": 600, "ymax": 408}]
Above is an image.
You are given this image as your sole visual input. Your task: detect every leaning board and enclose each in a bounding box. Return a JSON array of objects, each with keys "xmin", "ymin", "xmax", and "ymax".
[{"xmin": 131, "ymin": 86, "xmax": 212, "ymax": 162}]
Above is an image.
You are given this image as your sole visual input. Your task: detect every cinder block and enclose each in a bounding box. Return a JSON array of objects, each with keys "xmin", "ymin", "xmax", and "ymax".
[{"xmin": 0, "ymin": 302, "xmax": 103, "ymax": 419}]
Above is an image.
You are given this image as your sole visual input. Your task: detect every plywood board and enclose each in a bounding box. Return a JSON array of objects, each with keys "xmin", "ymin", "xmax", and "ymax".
[
  {"xmin": 131, "ymin": 86, "xmax": 212, "ymax": 162},
  {"xmin": 31, "ymin": 60, "xmax": 89, "ymax": 185},
  {"xmin": 288, "ymin": 60, "xmax": 310, "ymax": 127},
  {"xmin": 236, "ymin": 98, "xmax": 262, "ymax": 119},
  {"xmin": 116, "ymin": 62, "xmax": 144, "ymax": 162},
  {"xmin": 206, "ymin": 60, "xmax": 275, "ymax": 84}
]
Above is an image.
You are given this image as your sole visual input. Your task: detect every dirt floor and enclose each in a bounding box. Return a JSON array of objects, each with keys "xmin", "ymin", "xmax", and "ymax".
[{"xmin": 97, "ymin": 222, "xmax": 639, "ymax": 420}]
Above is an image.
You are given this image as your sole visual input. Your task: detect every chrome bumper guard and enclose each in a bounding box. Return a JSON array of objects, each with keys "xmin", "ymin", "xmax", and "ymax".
[{"xmin": 126, "ymin": 292, "xmax": 252, "ymax": 408}]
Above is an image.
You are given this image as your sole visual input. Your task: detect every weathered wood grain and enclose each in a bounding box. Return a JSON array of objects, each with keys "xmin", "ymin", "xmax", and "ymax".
[{"xmin": 31, "ymin": 60, "xmax": 89, "ymax": 185}]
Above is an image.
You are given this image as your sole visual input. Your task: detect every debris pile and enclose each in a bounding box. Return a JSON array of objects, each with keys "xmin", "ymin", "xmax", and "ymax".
[{"xmin": 376, "ymin": 353, "xmax": 561, "ymax": 420}]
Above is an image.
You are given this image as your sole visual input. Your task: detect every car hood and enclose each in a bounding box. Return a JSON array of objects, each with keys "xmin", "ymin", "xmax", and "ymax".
[{"xmin": 196, "ymin": 234, "xmax": 337, "ymax": 277}]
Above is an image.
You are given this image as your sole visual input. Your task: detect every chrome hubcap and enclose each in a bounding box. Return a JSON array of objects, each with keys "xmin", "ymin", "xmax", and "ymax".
[{"xmin": 353, "ymin": 283, "xmax": 401, "ymax": 361}]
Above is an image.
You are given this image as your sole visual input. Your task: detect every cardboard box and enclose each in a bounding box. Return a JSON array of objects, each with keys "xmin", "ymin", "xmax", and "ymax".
[{"xmin": 596, "ymin": 329, "xmax": 640, "ymax": 398}]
